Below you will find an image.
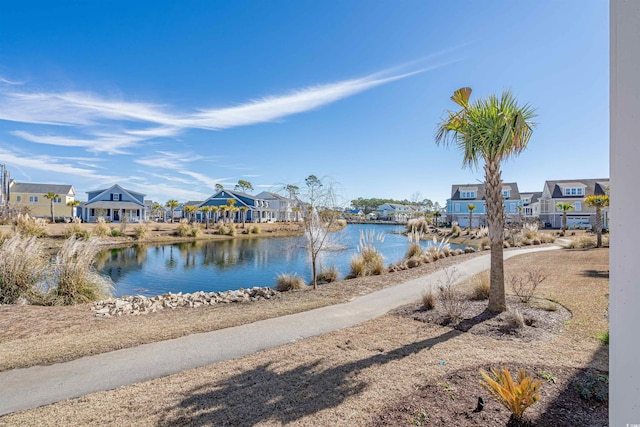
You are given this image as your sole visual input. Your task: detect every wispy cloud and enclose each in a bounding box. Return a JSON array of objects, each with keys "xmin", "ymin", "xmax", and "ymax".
[
  {"xmin": 0, "ymin": 62, "xmax": 445, "ymax": 155},
  {"xmin": 0, "ymin": 147, "xmax": 118, "ymax": 183},
  {"xmin": 135, "ymin": 151, "xmax": 231, "ymax": 190}
]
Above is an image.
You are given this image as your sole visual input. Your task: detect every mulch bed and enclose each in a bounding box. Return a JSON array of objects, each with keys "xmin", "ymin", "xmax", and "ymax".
[
  {"xmin": 392, "ymin": 296, "xmax": 571, "ymax": 342},
  {"xmin": 372, "ymin": 364, "xmax": 608, "ymax": 426}
]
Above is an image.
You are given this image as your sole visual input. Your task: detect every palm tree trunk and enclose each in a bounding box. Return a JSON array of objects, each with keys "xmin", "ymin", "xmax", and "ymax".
[
  {"xmin": 484, "ymin": 160, "xmax": 507, "ymax": 313},
  {"xmin": 595, "ymin": 206, "xmax": 603, "ymax": 247},
  {"xmin": 51, "ymin": 201, "xmax": 55, "ymax": 223}
]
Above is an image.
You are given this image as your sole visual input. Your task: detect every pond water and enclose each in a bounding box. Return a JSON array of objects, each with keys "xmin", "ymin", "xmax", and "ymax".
[{"xmin": 97, "ymin": 223, "xmax": 466, "ymax": 297}]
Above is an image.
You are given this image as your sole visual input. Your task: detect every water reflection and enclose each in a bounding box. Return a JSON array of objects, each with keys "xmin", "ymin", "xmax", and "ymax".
[{"xmin": 98, "ymin": 224, "xmax": 466, "ymax": 297}]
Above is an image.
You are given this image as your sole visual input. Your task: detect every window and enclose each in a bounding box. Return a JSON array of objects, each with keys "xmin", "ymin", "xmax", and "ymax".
[
  {"xmin": 503, "ymin": 190, "xmax": 511, "ymax": 198},
  {"xmin": 510, "ymin": 203, "xmax": 516, "ymax": 213},
  {"xmin": 29, "ymin": 196, "xmax": 38, "ymax": 203},
  {"xmin": 577, "ymin": 188, "xmax": 583, "ymax": 195},
  {"xmin": 574, "ymin": 202, "xmax": 582, "ymax": 211},
  {"xmin": 55, "ymin": 197, "xmax": 62, "ymax": 203},
  {"xmin": 454, "ymin": 203, "xmax": 460, "ymax": 212},
  {"xmin": 565, "ymin": 187, "xmax": 585, "ymax": 196},
  {"xmin": 16, "ymin": 195, "xmax": 21, "ymax": 202},
  {"xmin": 460, "ymin": 191, "xmax": 476, "ymax": 199},
  {"xmin": 112, "ymin": 194, "xmax": 120, "ymax": 201}
]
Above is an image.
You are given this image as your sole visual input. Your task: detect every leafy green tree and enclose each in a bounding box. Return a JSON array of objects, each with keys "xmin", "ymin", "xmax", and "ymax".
[
  {"xmin": 215, "ymin": 183, "xmax": 224, "ymax": 192},
  {"xmin": 556, "ymin": 203, "xmax": 574, "ymax": 231},
  {"xmin": 235, "ymin": 180, "xmax": 253, "ymax": 193},
  {"xmin": 43, "ymin": 192, "xmax": 60, "ymax": 223},
  {"xmin": 436, "ymin": 87, "xmax": 536, "ymax": 313},
  {"xmin": 584, "ymin": 195, "xmax": 610, "ymax": 247},
  {"xmin": 165, "ymin": 199, "xmax": 179, "ymax": 223},
  {"xmin": 67, "ymin": 200, "xmax": 80, "ymax": 218}
]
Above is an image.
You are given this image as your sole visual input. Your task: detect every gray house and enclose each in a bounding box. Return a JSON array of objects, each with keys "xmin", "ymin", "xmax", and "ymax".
[{"xmin": 80, "ymin": 184, "xmax": 147, "ymax": 223}]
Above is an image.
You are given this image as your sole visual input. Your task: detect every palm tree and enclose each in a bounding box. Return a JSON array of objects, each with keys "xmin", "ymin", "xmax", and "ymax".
[
  {"xmin": 584, "ymin": 195, "xmax": 610, "ymax": 247},
  {"xmin": 151, "ymin": 202, "xmax": 164, "ymax": 221},
  {"xmin": 43, "ymin": 192, "xmax": 60, "ymax": 223},
  {"xmin": 183, "ymin": 205, "xmax": 197, "ymax": 222},
  {"xmin": 436, "ymin": 87, "xmax": 536, "ymax": 313},
  {"xmin": 67, "ymin": 200, "xmax": 80, "ymax": 219},
  {"xmin": 432, "ymin": 211, "xmax": 442, "ymax": 227},
  {"xmin": 556, "ymin": 203, "xmax": 574, "ymax": 231},
  {"xmin": 165, "ymin": 199, "xmax": 179, "ymax": 223},
  {"xmin": 200, "ymin": 205, "xmax": 213, "ymax": 229},
  {"xmin": 467, "ymin": 203, "xmax": 477, "ymax": 231},
  {"xmin": 226, "ymin": 199, "xmax": 237, "ymax": 223},
  {"xmin": 211, "ymin": 205, "xmax": 220, "ymax": 224},
  {"xmin": 239, "ymin": 206, "xmax": 248, "ymax": 228}
]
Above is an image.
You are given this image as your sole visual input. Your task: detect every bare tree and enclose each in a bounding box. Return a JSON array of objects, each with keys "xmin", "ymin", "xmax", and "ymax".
[{"xmin": 298, "ymin": 175, "xmax": 340, "ymax": 289}]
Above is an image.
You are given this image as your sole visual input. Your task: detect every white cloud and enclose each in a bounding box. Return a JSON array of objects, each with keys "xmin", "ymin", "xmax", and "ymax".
[{"xmin": 0, "ymin": 147, "xmax": 118, "ymax": 183}]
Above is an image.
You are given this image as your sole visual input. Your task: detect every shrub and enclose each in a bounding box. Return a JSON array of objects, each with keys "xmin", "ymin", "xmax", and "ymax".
[
  {"xmin": 317, "ymin": 265, "xmax": 339, "ymax": 283},
  {"xmin": 407, "ymin": 218, "xmax": 430, "ymax": 234},
  {"xmin": 0, "ymin": 235, "xmax": 47, "ymax": 303},
  {"xmin": 509, "ymin": 268, "xmax": 545, "ymax": 303},
  {"xmin": 176, "ymin": 219, "xmax": 192, "ymax": 237},
  {"xmin": 274, "ymin": 273, "xmax": 306, "ymax": 291},
  {"xmin": 217, "ymin": 223, "xmax": 236, "ymax": 236},
  {"xmin": 94, "ymin": 217, "xmax": 110, "ymax": 238},
  {"xmin": 406, "ymin": 257, "xmax": 421, "ymax": 268},
  {"xmin": 64, "ymin": 223, "xmax": 91, "ymax": 239},
  {"xmin": 479, "ymin": 367, "xmax": 542, "ymax": 419},
  {"xmin": 436, "ymin": 267, "xmax": 468, "ymax": 323},
  {"xmin": 596, "ymin": 330, "xmax": 609, "ymax": 345},
  {"xmin": 450, "ymin": 222, "xmax": 461, "ymax": 237},
  {"xmin": 470, "ymin": 272, "xmax": 490, "ymax": 300},
  {"xmin": 248, "ymin": 224, "xmax": 261, "ymax": 234},
  {"xmin": 538, "ymin": 233, "xmax": 555, "ymax": 243},
  {"xmin": 119, "ymin": 216, "xmax": 129, "ymax": 233},
  {"xmin": 421, "ymin": 288, "xmax": 436, "ymax": 310},
  {"xmin": 14, "ymin": 214, "xmax": 47, "ymax": 237},
  {"xmin": 574, "ymin": 371, "xmax": 608, "ymax": 402},
  {"xmin": 134, "ymin": 223, "xmax": 149, "ymax": 240},
  {"xmin": 110, "ymin": 228, "xmax": 123, "ymax": 237},
  {"xmin": 475, "ymin": 226, "xmax": 489, "ymax": 238},
  {"xmin": 479, "ymin": 237, "xmax": 490, "ymax": 250},
  {"xmin": 47, "ymin": 237, "xmax": 113, "ymax": 305},
  {"xmin": 506, "ymin": 308, "xmax": 525, "ymax": 329}
]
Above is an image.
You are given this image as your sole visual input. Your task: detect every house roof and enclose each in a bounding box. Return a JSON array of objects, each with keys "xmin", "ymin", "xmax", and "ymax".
[
  {"xmin": 450, "ymin": 182, "xmax": 521, "ymax": 201},
  {"xmin": 10, "ymin": 182, "xmax": 74, "ymax": 195},
  {"xmin": 86, "ymin": 184, "xmax": 146, "ymax": 204},
  {"xmin": 81, "ymin": 201, "xmax": 144, "ymax": 210},
  {"xmin": 544, "ymin": 179, "xmax": 609, "ymax": 198},
  {"xmin": 520, "ymin": 191, "xmax": 542, "ymax": 205}
]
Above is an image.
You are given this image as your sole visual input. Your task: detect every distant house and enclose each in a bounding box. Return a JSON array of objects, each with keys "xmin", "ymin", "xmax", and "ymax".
[
  {"xmin": 519, "ymin": 191, "xmax": 542, "ymax": 218},
  {"xmin": 79, "ymin": 184, "xmax": 146, "ymax": 223},
  {"xmin": 199, "ymin": 189, "xmax": 276, "ymax": 223},
  {"xmin": 446, "ymin": 182, "xmax": 522, "ymax": 227},
  {"xmin": 538, "ymin": 178, "xmax": 609, "ymax": 228},
  {"xmin": 376, "ymin": 203, "xmax": 415, "ymax": 222},
  {"xmin": 255, "ymin": 191, "xmax": 300, "ymax": 222},
  {"xmin": 9, "ymin": 180, "xmax": 76, "ymax": 219}
]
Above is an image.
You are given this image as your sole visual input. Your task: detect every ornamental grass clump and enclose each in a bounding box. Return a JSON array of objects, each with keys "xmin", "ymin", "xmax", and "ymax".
[
  {"xmin": 470, "ymin": 272, "xmax": 490, "ymax": 300},
  {"xmin": 93, "ymin": 217, "xmax": 110, "ymax": 238},
  {"xmin": 64, "ymin": 223, "xmax": 91, "ymax": 239},
  {"xmin": 14, "ymin": 213, "xmax": 47, "ymax": 237},
  {"xmin": 134, "ymin": 223, "xmax": 149, "ymax": 240},
  {"xmin": 317, "ymin": 265, "xmax": 339, "ymax": 283},
  {"xmin": 274, "ymin": 273, "xmax": 306, "ymax": 291},
  {"xmin": 0, "ymin": 234, "xmax": 47, "ymax": 304},
  {"xmin": 47, "ymin": 237, "xmax": 113, "ymax": 305},
  {"xmin": 405, "ymin": 226, "xmax": 424, "ymax": 260},
  {"xmin": 436, "ymin": 267, "xmax": 468, "ymax": 323},
  {"xmin": 348, "ymin": 230, "xmax": 385, "ymax": 278},
  {"xmin": 406, "ymin": 218, "xmax": 430, "ymax": 234},
  {"xmin": 479, "ymin": 367, "xmax": 542, "ymax": 420}
]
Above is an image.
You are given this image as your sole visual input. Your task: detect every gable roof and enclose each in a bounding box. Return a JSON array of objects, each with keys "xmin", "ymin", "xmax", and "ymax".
[
  {"xmin": 543, "ymin": 179, "xmax": 609, "ymax": 198},
  {"xmin": 520, "ymin": 191, "xmax": 542, "ymax": 205},
  {"xmin": 10, "ymin": 182, "xmax": 74, "ymax": 196},
  {"xmin": 450, "ymin": 182, "xmax": 521, "ymax": 201},
  {"xmin": 86, "ymin": 184, "xmax": 146, "ymax": 205}
]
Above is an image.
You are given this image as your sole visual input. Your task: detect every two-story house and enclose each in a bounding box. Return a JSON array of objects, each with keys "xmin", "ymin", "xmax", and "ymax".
[
  {"xmin": 9, "ymin": 181, "xmax": 76, "ymax": 219},
  {"xmin": 255, "ymin": 192, "xmax": 300, "ymax": 222},
  {"xmin": 376, "ymin": 203, "xmax": 415, "ymax": 222},
  {"xmin": 79, "ymin": 184, "xmax": 147, "ymax": 223},
  {"xmin": 199, "ymin": 189, "xmax": 277, "ymax": 223},
  {"xmin": 446, "ymin": 182, "xmax": 522, "ymax": 227},
  {"xmin": 538, "ymin": 178, "xmax": 609, "ymax": 228},
  {"xmin": 520, "ymin": 191, "xmax": 542, "ymax": 218}
]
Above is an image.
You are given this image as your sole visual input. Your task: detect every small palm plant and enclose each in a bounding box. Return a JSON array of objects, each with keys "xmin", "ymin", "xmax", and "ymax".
[
  {"xmin": 67, "ymin": 200, "xmax": 80, "ymax": 219},
  {"xmin": 467, "ymin": 203, "xmax": 477, "ymax": 232},
  {"xmin": 479, "ymin": 367, "xmax": 542, "ymax": 420},
  {"xmin": 165, "ymin": 199, "xmax": 179, "ymax": 223},
  {"xmin": 200, "ymin": 206, "xmax": 212, "ymax": 229}
]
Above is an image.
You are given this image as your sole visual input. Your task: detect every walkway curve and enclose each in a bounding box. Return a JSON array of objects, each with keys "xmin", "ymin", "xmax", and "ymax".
[{"xmin": 0, "ymin": 245, "xmax": 559, "ymax": 416}]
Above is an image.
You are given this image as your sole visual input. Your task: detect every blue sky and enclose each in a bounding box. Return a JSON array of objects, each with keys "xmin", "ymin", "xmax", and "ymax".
[{"xmin": 0, "ymin": 1, "xmax": 608, "ymax": 206}]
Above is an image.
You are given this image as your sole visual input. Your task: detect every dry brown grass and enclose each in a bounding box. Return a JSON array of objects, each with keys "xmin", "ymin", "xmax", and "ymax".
[{"xmin": 0, "ymin": 248, "xmax": 608, "ymax": 426}]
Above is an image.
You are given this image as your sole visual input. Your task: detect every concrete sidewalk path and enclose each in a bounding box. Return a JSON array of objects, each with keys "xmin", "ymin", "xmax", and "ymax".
[{"xmin": 0, "ymin": 245, "xmax": 559, "ymax": 416}]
